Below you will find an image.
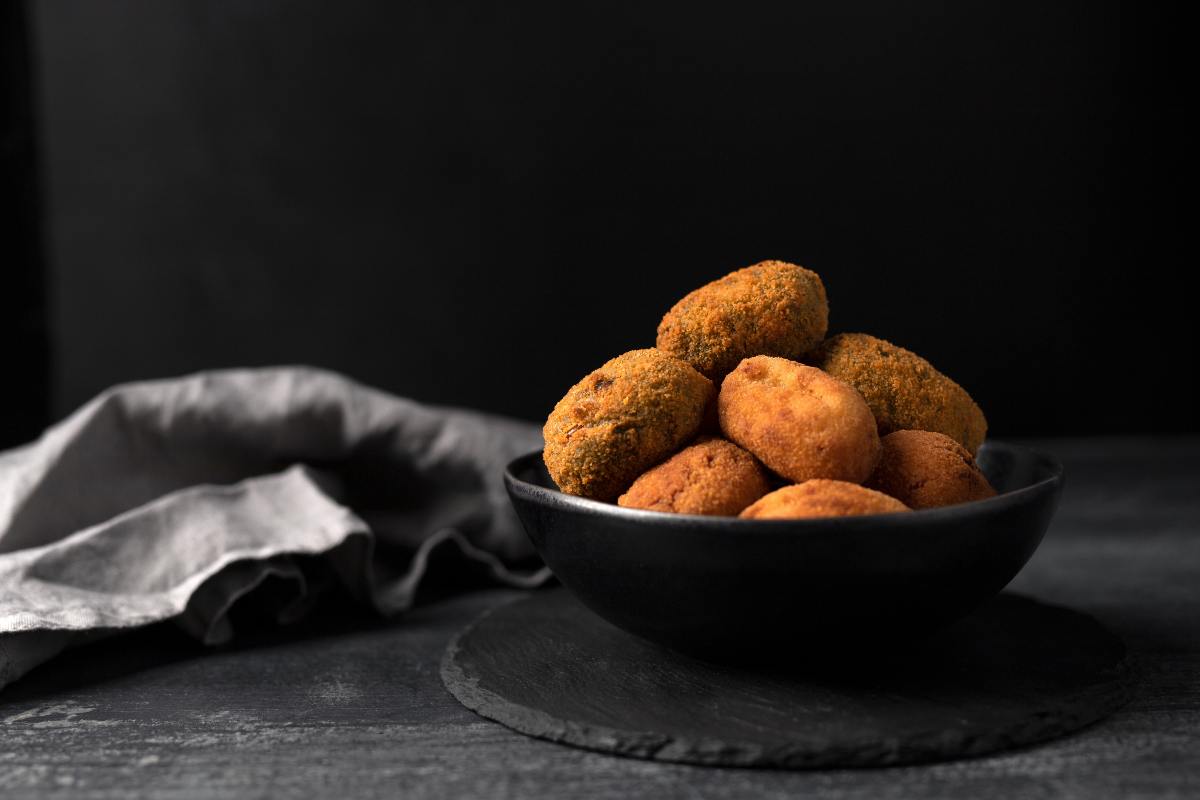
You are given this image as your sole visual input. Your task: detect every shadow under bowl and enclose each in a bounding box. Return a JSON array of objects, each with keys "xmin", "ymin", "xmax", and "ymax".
[{"xmin": 504, "ymin": 442, "xmax": 1063, "ymax": 660}]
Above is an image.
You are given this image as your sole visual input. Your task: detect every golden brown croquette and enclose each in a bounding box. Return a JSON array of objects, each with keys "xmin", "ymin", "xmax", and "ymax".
[
  {"xmin": 739, "ymin": 480, "xmax": 910, "ymax": 519},
  {"xmin": 618, "ymin": 437, "xmax": 772, "ymax": 516},
  {"xmin": 866, "ymin": 429, "xmax": 997, "ymax": 509},
  {"xmin": 656, "ymin": 261, "xmax": 829, "ymax": 382},
  {"xmin": 718, "ymin": 355, "xmax": 881, "ymax": 484},
  {"xmin": 543, "ymin": 349, "xmax": 714, "ymax": 501},
  {"xmin": 808, "ymin": 333, "xmax": 988, "ymax": 454}
]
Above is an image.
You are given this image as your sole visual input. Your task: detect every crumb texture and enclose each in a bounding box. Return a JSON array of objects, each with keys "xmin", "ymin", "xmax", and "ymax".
[
  {"xmin": 739, "ymin": 479, "xmax": 910, "ymax": 519},
  {"xmin": 618, "ymin": 437, "xmax": 771, "ymax": 516},
  {"xmin": 657, "ymin": 261, "xmax": 828, "ymax": 382},
  {"xmin": 542, "ymin": 349, "xmax": 713, "ymax": 501},
  {"xmin": 719, "ymin": 355, "xmax": 881, "ymax": 484},
  {"xmin": 867, "ymin": 429, "xmax": 997, "ymax": 509},
  {"xmin": 808, "ymin": 332, "xmax": 987, "ymax": 454}
]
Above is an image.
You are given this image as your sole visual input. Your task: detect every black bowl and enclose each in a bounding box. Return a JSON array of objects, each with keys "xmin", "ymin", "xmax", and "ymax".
[{"xmin": 504, "ymin": 442, "xmax": 1063, "ymax": 659}]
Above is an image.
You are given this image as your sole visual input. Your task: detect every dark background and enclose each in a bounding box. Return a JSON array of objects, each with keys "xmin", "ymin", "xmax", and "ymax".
[{"xmin": 3, "ymin": 1, "xmax": 1190, "ymax": 449}]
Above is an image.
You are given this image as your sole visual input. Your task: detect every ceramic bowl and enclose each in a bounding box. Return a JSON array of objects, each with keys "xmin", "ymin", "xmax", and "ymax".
[{"xmin": 503, "ymin": 441, "xmax": 1063, "ymax": 659}]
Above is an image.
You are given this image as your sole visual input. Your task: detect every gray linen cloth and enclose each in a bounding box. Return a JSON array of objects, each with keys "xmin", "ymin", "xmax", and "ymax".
[{"xmin": 0, "ymin": 367, "xmax": 549, "ymax": 690}]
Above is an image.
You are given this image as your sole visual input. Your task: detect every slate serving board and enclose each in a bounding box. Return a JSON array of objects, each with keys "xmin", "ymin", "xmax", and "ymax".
[{"xmin": 441, "ymin": 588, "xmax": 1132, "ymax": 769}]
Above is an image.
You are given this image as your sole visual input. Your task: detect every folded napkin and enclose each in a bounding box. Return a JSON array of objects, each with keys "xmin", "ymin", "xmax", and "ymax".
[{"xmin": 0, "ymin": 367, "xmax": 549, "ymax": 690}]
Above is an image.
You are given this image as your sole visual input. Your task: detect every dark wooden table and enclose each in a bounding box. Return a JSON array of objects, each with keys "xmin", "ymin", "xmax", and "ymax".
[{"xmin": 2, "ymin": 438, "xmax": 1197, "ymax": 799}]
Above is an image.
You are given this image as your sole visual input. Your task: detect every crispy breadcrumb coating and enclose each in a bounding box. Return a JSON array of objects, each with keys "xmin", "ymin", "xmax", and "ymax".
[
  {"xmin": 719, "ymin": 355, "xmax": 881, "ymax": 484},
  {"xmin": 543, "ymin": 349, "xmax": 713, "ymax": 501},
  {"xmin": 866, "ymin": 429, "xmax": 996, "ymax": 509},
  {"xmin": 618, "ymin": 437, "xmax": 771, "ymax": 516},
  {"xmin": 739, "ymin": 479, "xmax": 910, "ymax": 519},
  {"xmin": 656, "ymin": 261, "xmax": 828, "ymax": 382},
  {"xmin": 808, "ymin": 333, "xmax": 987, "ymax": 455}
]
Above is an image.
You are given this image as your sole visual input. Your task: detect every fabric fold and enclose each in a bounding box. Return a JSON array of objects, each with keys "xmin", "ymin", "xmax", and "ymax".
[{"xmin": 0, "ymin": 367, "xmax": 549, "ymax": 690}]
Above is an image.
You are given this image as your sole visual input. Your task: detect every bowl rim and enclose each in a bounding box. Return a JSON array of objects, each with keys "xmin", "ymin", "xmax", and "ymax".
[{"xmin": 504, "ymin": 440, "xmax": 1064, "ymax": 532}]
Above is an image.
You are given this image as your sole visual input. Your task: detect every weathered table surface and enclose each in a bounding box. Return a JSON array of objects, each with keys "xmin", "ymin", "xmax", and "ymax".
[{"xmin": 2, "ymin": 437, "xmax": 1198, "ymax": 799}]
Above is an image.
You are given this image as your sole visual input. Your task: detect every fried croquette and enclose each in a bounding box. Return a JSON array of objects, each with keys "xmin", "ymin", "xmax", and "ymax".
[
  {"xmin": 543, "ymin": 349, "xmax": 714, "ymax": 501},
  {"xmin": 656, "ymin": 261, "xmax": 829, "ymax": 382},
  {"xmin": 809, "ymin": 333, "xmax": 988, "ymax": 455},
  {"xmin": 867, "ymin": 429, "xmax": 997, "ymax": 509},
  {"xmin": 739, "ymin": 479, "xmax": 910, "ymax": 519},
  {"xmin": 719, "ymin": 355, "xmax": 881, "ymax": 484},
  {"xmin": 617, "ymin": 437, "xmax": 772, "ymax": 516}
]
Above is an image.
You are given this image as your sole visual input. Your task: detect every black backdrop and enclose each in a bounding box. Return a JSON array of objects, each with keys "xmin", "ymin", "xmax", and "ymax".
[{"xmin": 4, "ymin": 1, "xmax": 1190, "ymax": 448}]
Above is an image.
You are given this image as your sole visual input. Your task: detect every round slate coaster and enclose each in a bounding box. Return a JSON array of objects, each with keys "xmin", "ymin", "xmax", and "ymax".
[{"xmin": 441, "ymin": 588, "xmax": 1132, "ymax": 768}]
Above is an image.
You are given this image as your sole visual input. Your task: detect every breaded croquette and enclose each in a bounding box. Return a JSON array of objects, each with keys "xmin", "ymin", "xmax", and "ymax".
[
  {"xmin": 656, "ymin": 261, "xmax": 828, "ymax": 382},
  {"xmin": 719, "ymin": 355, "xmax": 881, "ymax": 484},
  {"xmin": 543, "ymin": 349, "xmax": 713, "ymax": 501},
  {"xmin": 808, "ymin": 333, "xmax": 987, "ymax": 455},
  {"xmin": 618, "ymin": 437, "xmax": 771, "ymax": 516},
  {"xmin": 867, "ymin": 429, "xmax": 997, "ymax": 509},
  {"xmin": 739, "ymin": 479, "xmax": 910, "ymax": 519}
]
